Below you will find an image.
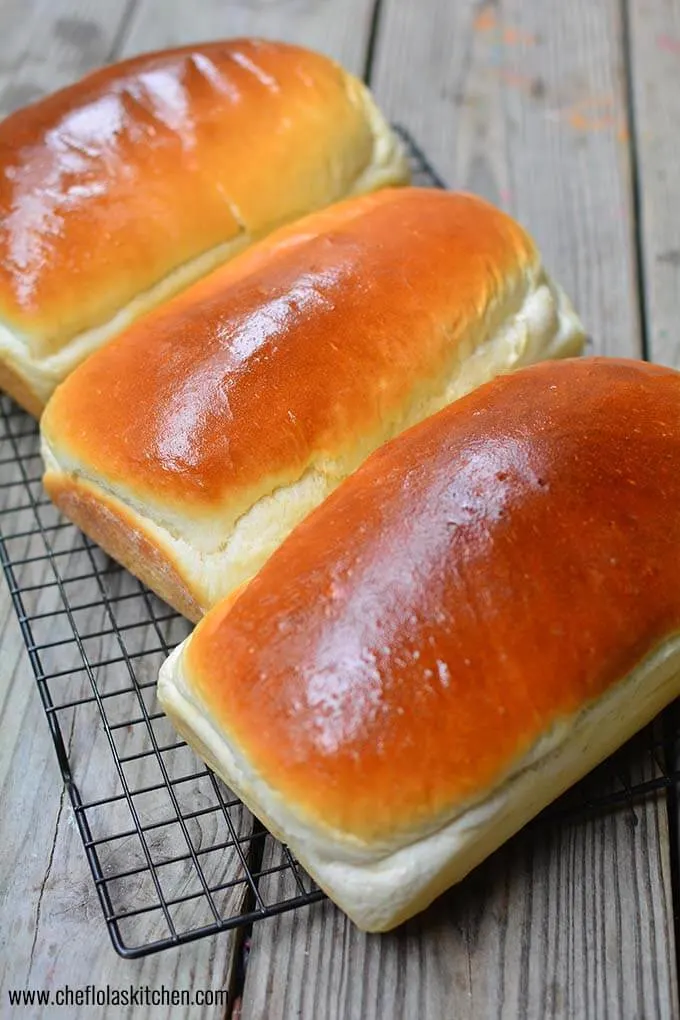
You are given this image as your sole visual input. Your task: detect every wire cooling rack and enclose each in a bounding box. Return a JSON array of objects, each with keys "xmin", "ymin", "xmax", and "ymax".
[{"xmin": 0, "ymin": 128, "xmax": 677, "ymax": 960}]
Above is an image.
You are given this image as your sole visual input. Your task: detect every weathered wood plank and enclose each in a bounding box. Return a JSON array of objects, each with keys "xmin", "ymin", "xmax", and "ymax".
[
  {"xmin": 0, "ymin": 521, "xmax": 242, "ymax": 1015},
  {"xmin": 119, "ymin": 0, "xmax": 376, "ymax": 75},
  {"xmin": 1, "ymin": 0, "xmax": 678, "ymax": 1015},
  {"xmin": 242, "ymin": 752, "xmax": 675, "ymax": 1020},
  {"xmin": 628, "ymin": 0, "xmax": 680, "ymax": 364},
  {"xmin": 0, "ymin": 0, "xmax": 134, "ymax": 115},
  {"xmin": 0, "ymin": 465, "xmax": 245, "ymax": 1014},
  {"xmin": 0, "ymin": 0, "xmax": 382, "ymax": 1011},
  {"xmin": 0, "ymin": 0, "xmax": 250, "ymax": 1008},
  {"xmin": 0, "ymin": 0, "xmax": 380, "ymax": 1010},
  {"xmin": 370, "ymin": 0, "xmax": 641, "ymax": 358},
  {"xmin": 240, "ymin": 1, "xmax": 678, "ymax": 1017}
]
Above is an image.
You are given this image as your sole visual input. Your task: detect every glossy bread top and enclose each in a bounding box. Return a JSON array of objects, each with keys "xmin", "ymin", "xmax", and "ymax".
[
  {"xmin": 0, "ymin": 39, "xmax": 379, "ymax": 350},
  {"xmin": 186, "ymin": 358, "xmax": 680, "ymax": 844},
  {"xmin": 42, "ymin": 187, "xmax": 537, "ymax": 521}
]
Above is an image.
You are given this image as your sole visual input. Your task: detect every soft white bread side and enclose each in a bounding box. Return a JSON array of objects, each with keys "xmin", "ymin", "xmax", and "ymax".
[
  {"xmin": 158, "ymin": 631, "xmax": 680, "ymax": 932},
  {"xmin": 0, "ymin": 40, "xmax": 407, "ymax": 415},
  {"xmin": 157, "ymin": 358, "xmax": 680, "ymax": 930},
  {"xmin": 41, "ymin": 188, "xmax": 584, "ymax": 621}
]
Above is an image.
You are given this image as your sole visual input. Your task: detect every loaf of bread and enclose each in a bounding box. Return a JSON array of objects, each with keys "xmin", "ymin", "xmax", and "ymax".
[
  {"xmin": 158, "ymin": 357, "xmax": 680, "ymax": 931},
  {"xmin": 41, "ymin": 187, "xmax": 584, "ymax": 620},
  {"xmin": 0, "ymin": 39, "xmax": 407, "ymax": 414}
]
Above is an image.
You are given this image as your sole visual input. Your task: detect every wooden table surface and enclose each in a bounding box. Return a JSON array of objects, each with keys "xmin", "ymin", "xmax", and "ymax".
[{"xmin": 1, "ymin": 1, "xmax": 679, "ymax": 1017}]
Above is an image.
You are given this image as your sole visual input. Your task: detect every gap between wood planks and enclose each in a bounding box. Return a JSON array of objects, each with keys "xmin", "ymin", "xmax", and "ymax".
[
  {"xmin": 621, "ymin": 0, "xmax": 651, "ymax": 361},
  {"xmin": 622, "ymin": 0, "xmax": 680, "ymax": 996},
  {"xmin": 1, "ymin": 0, "xmax": 676, "ymax": 1014},
  {"xmin": 228, "ymin": 0, "xmax": 386, "ymax": 1010},
  {"xmin": 238, "ymin": 0, "xmax": 678, "ymax": 1015}
]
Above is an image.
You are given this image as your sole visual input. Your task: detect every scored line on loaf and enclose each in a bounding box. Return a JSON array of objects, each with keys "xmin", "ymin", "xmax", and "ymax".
[{"xmin": 0, "ymin": 39, "xmax": 408, "ymax": 414}]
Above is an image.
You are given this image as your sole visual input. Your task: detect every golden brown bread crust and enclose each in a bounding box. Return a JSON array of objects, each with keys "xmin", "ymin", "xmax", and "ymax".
[
  {"xmin": 44, "ymin": 473, "xmax": 205, "ymax": 621},
  {"xmin": 185, "ymin": 357, "xmax": 680, "ymax": 843},
  {"xmin": 0, "ymin": 38, "xmax": 401, "ymax": 357},
  {"xmin": 41, "ymin": 187, "xmax": 540, "ymax": 521}
]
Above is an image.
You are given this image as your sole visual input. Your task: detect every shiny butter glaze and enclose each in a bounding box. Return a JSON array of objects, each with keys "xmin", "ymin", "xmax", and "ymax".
[
  {"xmin": 43, "ymin": 188, "xmax": 535, "ymax": 516},
  {"xmin": 0, "ymin": 39, "xmax": 375, "ymax": 349},
  {"xmin": 187, "ymin": 358, "xmax": 680, "ymax": 842}
]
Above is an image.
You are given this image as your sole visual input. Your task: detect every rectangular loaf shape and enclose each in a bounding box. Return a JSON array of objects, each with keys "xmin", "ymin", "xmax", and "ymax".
[
  {"xmin": 158, "ymin": 358, "xmax": 680, "ymax": 931},
  {"xmin": 0, "ymin": 39, "xmax": 407, "ymax": 413},
  {"xmin": 41, "ymin": 187, "xmax": 584, "ymax": 619}
]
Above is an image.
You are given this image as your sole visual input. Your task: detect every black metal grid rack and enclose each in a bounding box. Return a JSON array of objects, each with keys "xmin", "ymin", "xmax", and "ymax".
[{"xmin": 0, "ymin": 129, "xmax": 678, "ymax": 960}]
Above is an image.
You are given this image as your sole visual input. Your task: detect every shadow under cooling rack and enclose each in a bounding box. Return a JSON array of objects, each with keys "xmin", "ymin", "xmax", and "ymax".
[
  {"xmin": 0, "ymin": 128, "xmax": 678, "ymax": 958},
  {"xmin": 0, "ymin": 388, "xmax": 325, "ymax": 958}
]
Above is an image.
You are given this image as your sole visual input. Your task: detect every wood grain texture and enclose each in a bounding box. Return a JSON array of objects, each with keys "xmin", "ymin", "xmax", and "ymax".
[
  {"xmin": 628, "ymin": 0, "xmax": 680, "ymax": 365},
  {"xmin": 0, "ymin": 0, "xmax": 382, "ymax": 1011},
  {"xmin": 0, "ymin": 0, "xmax": 134, "ymax": 115},
  {"xmin": 240, "ymin": 1, "xmax": 679, "ymax": 1017},
  {"xmin": 119, "ymin": 0, "xmax": 376, "ymax": 74},
  {"xmin": 1, "ymin": 0, "xmax": 679, "ymax": 1017},
  {"xmin": 370, "ymin": 0, "xmax": 640, "ymax": 358},
  {"xmin": 0, "ymin": 0, "xmax": 245, "ymax": 1011},
  {"xmin": 241, "ymin": 744, "xmax": 677, "ymax": 1020},
  {"xmin": 0, "ymin": 448, "xmax": 246, "ymax": 1018}
]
